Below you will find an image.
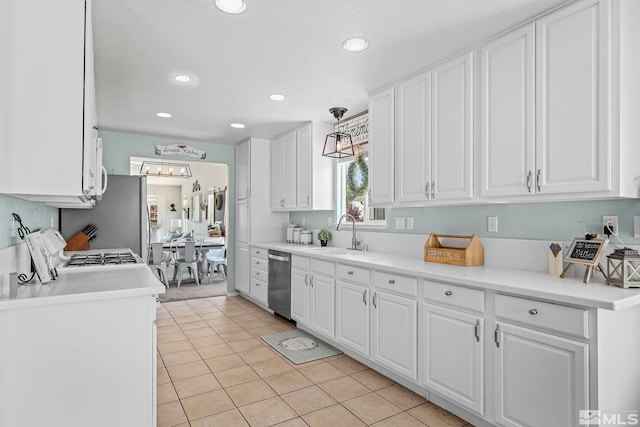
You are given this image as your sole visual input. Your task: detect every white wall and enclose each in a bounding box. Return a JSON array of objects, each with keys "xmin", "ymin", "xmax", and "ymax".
[{"xmin": 180, "ymin": 163, "xmax": 228, "ymax": 236}]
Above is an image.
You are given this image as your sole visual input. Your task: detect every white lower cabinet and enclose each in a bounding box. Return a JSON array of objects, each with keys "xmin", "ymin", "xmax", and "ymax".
[
  {"xmin": 310, "ymin": 264, "xmax": 336, "ymax": 339},
  {"xmin": 249, "ymin": 247, "xmax": 268, "ymax": 304},
  {"xmin": 372, "ymin": 289, "xmax": 418, "ymax": 381},
  {"xmin": 336, "ymin": 280, "xmax": 370, "ymax": 356},
  {"xmin": 291, "ymin": 256, "xmax": 335, "ymax": 339},
  {"xmin": 423, "ymin": 303, "xmax": 484, "ymax": 415},
  {"xmin": 234, "ymin": 244, "xmax": 249, "ymax": 294},
  {"xmin": 291, "ymin": 265, "xmax": 310, "ymax": 326},
  {"xmin": 493, "ymin": 322, "xmax": 588, "ymax": 427},
  {"xmin": 493, "ymin": 293, "xmax": 589, "ymax": 427}
]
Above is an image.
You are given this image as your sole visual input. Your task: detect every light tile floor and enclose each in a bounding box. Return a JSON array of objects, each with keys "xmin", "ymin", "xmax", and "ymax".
[{"xmin": 157, "ymin": 295, "xmax": 475, "ymax": 427}]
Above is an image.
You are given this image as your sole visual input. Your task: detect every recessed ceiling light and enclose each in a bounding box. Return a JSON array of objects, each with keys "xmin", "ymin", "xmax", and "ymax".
[
  {"xmin": 230, "ymin": 123, "xmax": 246, "ymax": 129},
  {"xmin": 343, "ymin": 37, "xmax": 369, "ymax": 52},
  {"xmin": 269, "ymin": 94, "xmax": 286, "ymax": 101},
  {"xmin": 215, "ymin": 0, "xmax": 246, "ymax": 14},
  {"xmin": 155, "ymin": 112, "xmax": 172, "ymax": 118},
  {"xmin": 174, "ymin": 75, "xmax": 192, "ymax": 82}
]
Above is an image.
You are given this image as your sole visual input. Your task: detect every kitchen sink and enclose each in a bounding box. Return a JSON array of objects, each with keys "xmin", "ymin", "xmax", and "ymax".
[{"xmin": 303, "ymin": 247, "xmax": 348, "ymax": 255}]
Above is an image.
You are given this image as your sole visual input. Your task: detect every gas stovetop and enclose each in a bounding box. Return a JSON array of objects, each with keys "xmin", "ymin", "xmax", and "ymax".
[{"xmin": 65, "ymin": 251, "xmax": 142, "ymax": 268}]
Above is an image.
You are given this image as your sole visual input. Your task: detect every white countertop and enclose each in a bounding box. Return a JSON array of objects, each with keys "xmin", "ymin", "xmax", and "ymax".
[
  {"xmin": 254, "ymin": 242, "xmax": 640, "ymax": 311},
  {"xmin": 0, "ymin": 264, "xmax": 165, "ymax": 311}
]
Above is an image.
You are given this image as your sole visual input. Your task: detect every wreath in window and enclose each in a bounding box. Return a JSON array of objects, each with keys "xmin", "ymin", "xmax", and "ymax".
[{"xmin": 346, "ymin": 154, "xmax": 368, "ymax": 198}]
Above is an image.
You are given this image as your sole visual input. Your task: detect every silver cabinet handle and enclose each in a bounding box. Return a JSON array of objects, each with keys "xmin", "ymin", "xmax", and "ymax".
[
  {"xmin": 348, "ymin": 271, "xmax": 354, "ymax": 275},
  {"xmin": 494, "ymin": 324, "xmax": 500, "ymax": 348},
  {"xmin": 536, "ymin": 169, "xmax": 541, "ymax": 192},
  {"xmin": 425, "ymin": 182, "xmax": 430, "ymax": 198},
  {"xmin": 255, "ymin": 282, "xmax": 260, "ymax": 286},
  {"xmin": 445, "ymin": 290, "xmax": 452, "ymax": 296},
  {"xmin": 363, "ymin": 289, "xmax": 367, "ymax": 305},
  {"xmin": 304, "ymin": 273, "xmax": 308, "ymax": 286},
  {"xmin": 255, "ymin": 272, "xmax": 260, "ymax": 276},
  {"xmin": 431, "ymin": 180, "xmax": 436, "ymax": 199},
  {"xmin": 526, "ymin": 170, "xmax": 532, "ymax": 193},
  {"xmin": 388, "ymin": 279, "xmax": 395, "ymax": 284},
  {"xmin": 306, "ymin": 195, "xmax": 310, "ymax": 206},
  {"xmin": 474, "ymin": 320, "xmax": 480, "ymax": 342},
  {"xmin": 310, "ymin": 275, "xmax": 314, "ymax": 287},
  {"xmin": 529, "ymin": 309, "xmax": 538, "ymax": 315},
  {"xmin": 373, "ymin": 292, "xmax": 377, "ymax": 308}
]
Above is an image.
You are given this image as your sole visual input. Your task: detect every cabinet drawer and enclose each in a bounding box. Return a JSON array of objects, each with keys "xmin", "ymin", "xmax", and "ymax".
[
  {"xmin": 337, "ymin": 264, "xmax": 370, "ymax": 285},
  {"xmin": 251, "ymin": 247, "xmax": 268, "ymax": 260},
  {"xmin": 311, "ymin": 259, "xmax": 335, "ymax": 276},
  {"xmin": 424, "ymin": 280, "xmax": 484, "ymax": 313},
  {"xmin": 495, "ymin": 294, "xmax": 588, "ymax": 339},
  {"xmin": 292, "ymin": 255, "xmax": 309, "ymax": 270},
  {"xmin": 250, "ymin": 267, "xmax": 267, "ymax": 282},
  {"xmin": 374, "ymin": 271, "xmax": 417, "ymax": 297},
  {"xmin": 251, "ymin": 257, "xmax": 267, "ymax": 271},
  {"xmin": 250, "ymin": 278, "xmax": 268, "ymax": 303}
]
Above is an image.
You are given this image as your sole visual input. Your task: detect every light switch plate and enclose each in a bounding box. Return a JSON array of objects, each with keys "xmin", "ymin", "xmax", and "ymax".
[
  {"xmin": 395, "ymin": 217, "xmax": 405, "ymax": 229},
  {"xmin": 634, "ymin": 216, "xmax": 640, "ymax": 238},
  {"xmin": 488, "ymin": 216, "xmax": 498, "ymax": 232},
  {"xmin": 407, "ymin": 217, "xmax": 414, "ymax": 230}
]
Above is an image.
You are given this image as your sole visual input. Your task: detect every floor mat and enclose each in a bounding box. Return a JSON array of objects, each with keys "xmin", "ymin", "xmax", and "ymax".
[
  {"xmin": 158, "ymin": 280, "xmax": 227, "ymax": 303},
  {"xmin": 261, "ymin": 329, "xmax": 342, "ymax": 364}
]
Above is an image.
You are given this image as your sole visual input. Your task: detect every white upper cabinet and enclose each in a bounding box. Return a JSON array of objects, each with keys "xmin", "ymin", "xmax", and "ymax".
[
  {"xmin": 431, "ymin": 52, "xmax": 474, "ymax": 201},
  {"xmin": 535, "ymin": 0, "xmax": 610, "ymax": 195},
  {"xmin": 395, "ymin": 71, "xmax": 432, "ymax": 204},
  {"xmin": 368, "ymin": 87, "xmax": 395, "ymax": 206},
  {"xmin": 271, "ymin": 122, "xmax": 334, "ymax": 211},
  {"xmin": 0, "ymin": 0, "xmax": 101, "ymax": 207},
  {"xmin": 236, "ymin": 140, "xmax": 250, "ymax": 200},
  {"xmin": 480, "ymin": 24, "xmax": 535, "ymax": 197}
]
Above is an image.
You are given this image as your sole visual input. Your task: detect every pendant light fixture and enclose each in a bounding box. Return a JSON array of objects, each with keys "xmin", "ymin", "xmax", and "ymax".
[{"xmin": 322, "ymin": 107, "xmax": 354, "ymax": 158}]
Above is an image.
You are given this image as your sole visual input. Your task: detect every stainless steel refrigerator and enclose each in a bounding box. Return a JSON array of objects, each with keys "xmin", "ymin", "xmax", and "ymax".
[{"xmin": 60, "ymin": 175, "xmax": 149, "ymax": 260}]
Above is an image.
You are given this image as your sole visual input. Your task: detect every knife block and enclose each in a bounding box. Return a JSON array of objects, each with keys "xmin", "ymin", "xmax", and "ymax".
[{"xmin": 64, "ymin": 232, "xmax": 90, "ymax": 251}]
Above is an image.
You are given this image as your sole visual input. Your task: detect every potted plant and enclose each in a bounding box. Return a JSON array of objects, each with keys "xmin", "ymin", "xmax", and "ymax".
[{"xmin": 317, "ymin": 228, "xmax": 332, "ymax": 247}]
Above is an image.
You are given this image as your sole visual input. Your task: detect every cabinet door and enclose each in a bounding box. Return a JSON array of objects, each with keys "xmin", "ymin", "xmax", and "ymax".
[
  {"xmin": 372, "ymin": 290, "xmax": 417, "ymax": 380},
  {"xmin": 291, "ymin": 268, "xmax": 310, "ymax": 326},
  {"xmin": 271, "ymin": 136, "xmax": 286, "ymax": 209},
  {"xmin": 480, "ymin": 25, "xmax": 535, "ymax": 197},
  {"xmin": 234, "ymin": 244, "xmax": 250, "ymax": 293},
  {"xmin": 310, "ymin": 273, "xmax": 335, "ymax": 339},
  {"xmin": 296, "ymin": 124, "xmax": 312, "ymax": 209},
  {"xmin": 423, "ymin": 304, "xmax": 484, "ymax": 415},
  {"xmin": 236, "ymin": 199, "xmax": 250, "ymax": 244},
  {"xmin": 236, "ymin": 141, "xmax": 250, "ymax": 200},
  {"xmin": 0, "ymin": 0, "xmax": 85, "ymax": 198},
  {"xmin": 536, "ymin": 0, "xmax": 610, "ymax": 194},
  {"xmin": 395, "ymin": 71, "xmax": 431, "ymax": 204},
  {"xmin": 336, "ymin": 280, "xmax": 369, "ymax": 356},
  {"xmin": 368, "ymin": 87, "xmax": 395, "ymax": 206},
  {"xmin": 494, "ymin": 322, "xmax": 588, "ymax": 427},
  {"xmin": 431, "ymin": 52, "xmax": 474, "ymax": 201},
  {"xmin": 283, "ymin": 132, "xmax": 298, "ymax": 209}
]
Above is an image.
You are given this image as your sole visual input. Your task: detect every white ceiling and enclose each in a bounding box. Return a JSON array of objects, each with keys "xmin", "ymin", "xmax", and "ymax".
[{"xmin": 93, "ymin": 0, "xmax": 570, "ymax": 146}]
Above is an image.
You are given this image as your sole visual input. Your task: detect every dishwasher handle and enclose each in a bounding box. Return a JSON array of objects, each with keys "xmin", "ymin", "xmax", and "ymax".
[{"xmin": 268, "ymin": 253, "xmax": 290, "ymax": 262}]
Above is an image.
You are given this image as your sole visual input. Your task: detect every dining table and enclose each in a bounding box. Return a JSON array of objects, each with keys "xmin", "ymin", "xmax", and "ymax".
[{"xmin": 161, "ymin": 236, "xmax": 226, "ymax": 283}]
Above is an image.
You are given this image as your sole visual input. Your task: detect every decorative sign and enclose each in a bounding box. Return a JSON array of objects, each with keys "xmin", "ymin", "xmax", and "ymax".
[
  {"xmin": 155, "ymin": 144, "xmax": 207, "ymax": 159},
  {"xmin": 560, "ymin": 238, "xmax": 608, "ymax": 283},
  {"xmin": 335, "ymin": 111, "xmax": 368, "ymax": 146}
]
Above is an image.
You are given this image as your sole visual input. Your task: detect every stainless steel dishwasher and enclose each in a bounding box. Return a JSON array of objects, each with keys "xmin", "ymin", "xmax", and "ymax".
[{"xmin": 268, "ymin": 249, "xmax": 291, "ymax": 319}]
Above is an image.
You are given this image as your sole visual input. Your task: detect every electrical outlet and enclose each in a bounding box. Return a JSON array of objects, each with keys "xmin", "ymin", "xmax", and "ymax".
[
  {"xmin": 328, "ymin": 217, "xmax": 333, "ymax": 226},
  {"xmin": 395, "ymin": 217, "xmax": 405, "ymax": 229},
  {"xmin": 407, "ymin": 217, "xmax": 414, "ymax": 230},
  {"xmin": 602, "ymin": 215, "xmax": 618, "ymax": 236},
  {"xmin": 635, "ymin": 216, "xmax": 640, "ymax": 238},
  {"xmin": 488, "ymin": 216, "xmax": 498, "ymax": 233},
  {"xmin": 301, "ymin": 217, "xmax": 306, "ymax": 227}
]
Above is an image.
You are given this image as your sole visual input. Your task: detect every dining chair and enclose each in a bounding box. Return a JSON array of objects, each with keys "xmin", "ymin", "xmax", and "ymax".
[
  {"xmin": 206, "ymin": 246, "xmax": 227, "ymax": 283},
  {"xmin": 149, "ymin": 242, "xmax": 170, "ymax": 287},
  {"xmin": 171, "ymin": 240, "xmax": 200, "ymax": 287}
]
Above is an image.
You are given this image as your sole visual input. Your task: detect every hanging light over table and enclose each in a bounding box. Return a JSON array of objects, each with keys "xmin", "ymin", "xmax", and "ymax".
[
  {"xmin": 139, "ymin": 161, "xmax": 192, "ymax": 178},
  {"xmin": 322, "ymin": 107, "xmax": 355, "ymax": 158}
]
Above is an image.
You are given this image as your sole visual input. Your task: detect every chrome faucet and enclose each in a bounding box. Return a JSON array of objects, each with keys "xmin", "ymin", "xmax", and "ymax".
[{"xmin": 337, "ymin": 213, "xmax": 360, "ymax": 250}]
